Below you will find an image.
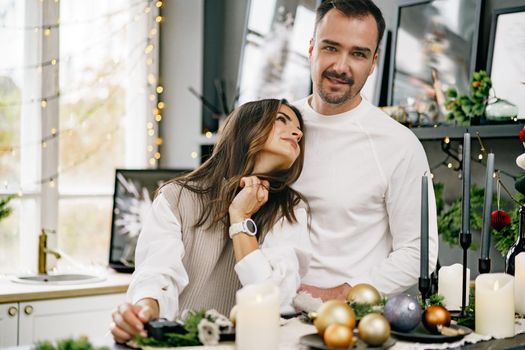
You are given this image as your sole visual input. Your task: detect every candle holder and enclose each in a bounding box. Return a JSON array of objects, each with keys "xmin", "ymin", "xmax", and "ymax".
[
  {"xmin": 478, "ymin": 257, "xmax": 491, "ymax": 274},
  {"xmin": 418, "ymin": 276, "xmax": 431, "ymax": 306},
  {"xmin": 460, "ymin": 232, "xmax": 471, "ymax": 316}
]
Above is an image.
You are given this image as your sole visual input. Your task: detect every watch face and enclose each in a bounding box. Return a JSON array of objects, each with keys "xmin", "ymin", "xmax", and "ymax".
[{"xmin": 245, "ymin": 220, "xmax": 256, "ymax": 234}]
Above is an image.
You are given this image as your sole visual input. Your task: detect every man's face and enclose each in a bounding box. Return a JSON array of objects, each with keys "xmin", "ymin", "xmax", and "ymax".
[{"xmin": 309, "ymin": 9, "xmax": 378, "ymax": 112}]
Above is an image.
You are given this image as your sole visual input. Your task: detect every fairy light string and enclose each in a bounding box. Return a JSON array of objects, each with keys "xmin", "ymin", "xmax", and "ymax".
[{"xmin": 0, "ymin": 0, "xmax": 164, "ymax": 192}]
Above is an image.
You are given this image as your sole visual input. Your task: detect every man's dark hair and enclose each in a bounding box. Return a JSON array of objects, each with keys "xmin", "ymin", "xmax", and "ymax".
[{"xmin": 315, "ymin": 0, "xmax": 386, "ymax": 52}]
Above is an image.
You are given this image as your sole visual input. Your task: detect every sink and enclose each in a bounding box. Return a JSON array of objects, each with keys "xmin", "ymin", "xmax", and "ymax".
[{"xmin": 11, "ymin": 273, "xmax": 105, "ymax": 285}]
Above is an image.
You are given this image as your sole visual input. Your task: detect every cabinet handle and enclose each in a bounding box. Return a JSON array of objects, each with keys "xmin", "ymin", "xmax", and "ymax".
[
  {"xmin": 24, "ymin": 305, "xmax": 33, "ymax": 315},
  {"xmin": 7, "ymin": 306, "xmax": 17, "ymax": 317}
]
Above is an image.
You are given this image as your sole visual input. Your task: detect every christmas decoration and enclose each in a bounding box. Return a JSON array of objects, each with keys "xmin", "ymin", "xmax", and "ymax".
[
  {"xmin": 357, "ymin": 313, "xmax": 391, "ymax": 346},
  {"xmin": 422, "ymin": 305, "xmax": 451, "ymax": 334},
  {"xmin": 445, "ymin": 70, "xmax": 491, "ymax": 125},
  {"xmin": 323, "ymin": 323, "xmax": 354, "ymax": 349},
  {"xmin": 313, "ymin": 300, "xmax": 356, "ymax": 337},
  {"xmin": 346, "ymin": 283, "xmax": 381, "ymax": 305},
  {"xmin": 492, "ymin": 210, "xmax": 511, "ymax": 231},
  {"xmin": 515, "ymin": 175, "xmax": 525, "ymax": 196},
  {"xmin": 383, "ymin": 294, "xmax": 421, "ymax": 332}
]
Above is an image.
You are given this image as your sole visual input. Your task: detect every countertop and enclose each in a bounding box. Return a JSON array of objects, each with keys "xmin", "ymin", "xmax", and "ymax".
[{"xmin": 0, "ymin": 270, "xmax": 132, "ymax": 303}]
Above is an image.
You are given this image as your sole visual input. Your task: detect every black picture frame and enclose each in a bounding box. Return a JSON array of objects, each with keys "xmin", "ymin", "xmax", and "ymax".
[
  {"xmin": 486, "ymin": 5, "xmax": 525, "ymax": 120},
  {"xmin": 108, "ymin": 168, "xmax": 190, "ymax": 273},
  {"xmin": 387, "ymin": 0, "xmax": 482, "ymax": 124}
]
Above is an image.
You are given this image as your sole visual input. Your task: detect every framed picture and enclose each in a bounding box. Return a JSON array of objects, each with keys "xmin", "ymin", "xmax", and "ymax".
[
  {"xmin": 487, "ymin": 6, "xmax": 525, "ymax": 120},
  {"xmin": 387, "ymin": 0, "xmax": 482, "ymax": 125},
  {"xmin": 108, "ymin": 168, "xmax": 190, "ymax": 273},
  {"xmin": 361, "ymin": 30, "xmax": 390, "ymax": 106},
  {"xmin": 237, "ymin": 0, "xmax": 318, "ymax": 104}
]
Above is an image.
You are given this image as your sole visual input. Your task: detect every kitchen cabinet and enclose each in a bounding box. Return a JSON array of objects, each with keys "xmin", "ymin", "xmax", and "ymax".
[{"xmin": 1, "ymin": 293, "xmax": 125, "ymax": 346}]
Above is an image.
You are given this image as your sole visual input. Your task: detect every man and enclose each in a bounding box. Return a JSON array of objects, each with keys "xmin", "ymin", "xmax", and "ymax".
[{"xmin": 293, "ymin": 0, "xmax": 438, "ymax": 300}]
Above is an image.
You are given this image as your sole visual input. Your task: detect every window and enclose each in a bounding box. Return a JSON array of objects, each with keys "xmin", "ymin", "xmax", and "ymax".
[{"xmin": 0, "ymin": 0, "xmax": 161, "ymax": 273}]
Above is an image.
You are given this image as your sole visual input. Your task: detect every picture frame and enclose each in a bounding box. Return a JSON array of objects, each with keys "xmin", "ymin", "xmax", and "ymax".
[
  {"xmin": 108, "ymin": 168, "xmax": 190, "ymax": 273},
  {"xmin": 486, "ymin": 6, "xmax": 525, "ymax": 120},
  {"xmin": 361, "ymin": 30, "xmax": 390, "ymax": 106},
  {"xmin": 387, "ymin": 0, "xmax": 482, "ymax": 125}
]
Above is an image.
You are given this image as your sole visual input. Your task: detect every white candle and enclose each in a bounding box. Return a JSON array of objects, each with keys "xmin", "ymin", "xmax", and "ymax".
[
  {"xmin": 236, "ymin": 282, "xmax": 280, "ymax": 350},
  {"xmin": 515, "ymin": 252, "xmax": 525, "ymax": 315},
  {"xmin": 438, "ymin": 264, "xmax": 470, "ymax": 310},
  {"xmin": 475, "ymin": 273, "xmax": 515, "ymax": 338}
]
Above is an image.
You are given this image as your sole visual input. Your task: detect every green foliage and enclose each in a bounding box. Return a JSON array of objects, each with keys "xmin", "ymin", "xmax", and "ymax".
[
  {"xmin": 348, "ymin": 298, "xmax": 386, "ymax": 320},
  {"xmin": 436, "ymin": 184, "xmax": 484, "ymax": 249},
  {"xmin": 445, "ymin": 70, "xmax": 492, "ymax": 125},
  {"xmin": 0, "ymin": 195, "xmax": 15, "ymax": 222},
  {"xmin": 452, "ymin": 288, "xmax": 475, "ymax": 329},
  {"xmin": 436, "ymin": 184, "xmax": 522, "ymax": 256},
  {"xmin": 34, "ymin": 336, "xmax": 109, "ymax": 350},
  {"xmin": 135, "ymin": 310, "xmax": 207, "ymax": 347},
  {"xmin": 419, "ymin": 293, "xmax": 445, "ymax": 309}
]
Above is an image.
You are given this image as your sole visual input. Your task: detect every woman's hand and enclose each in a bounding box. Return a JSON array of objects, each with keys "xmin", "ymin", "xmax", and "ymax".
[
  {"xmin": 229, "ymin": 176, "xmax": 269, "ymax": 223},
  {"xmin": 110, "ymin": 298, "xmax": 159, "ymax": 343}
]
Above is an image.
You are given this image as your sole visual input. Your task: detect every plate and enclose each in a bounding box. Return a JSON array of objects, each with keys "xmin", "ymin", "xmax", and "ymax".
[
  {"xmin": 299, "ymin": 333, "xmax": 396, "ymax": 349},
  {"xmin": 390, "ymin": 323, "xmax": 472, "ymax": 343}
]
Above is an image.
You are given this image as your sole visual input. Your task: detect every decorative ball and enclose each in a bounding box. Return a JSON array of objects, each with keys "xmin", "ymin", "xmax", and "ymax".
[
  {"xmin": 422, "ymin": 305, "xmax": 451, "ymax": 334},
  {"xmin": 383, "ymin": 293, "xmax": 421, "ymax": 332},
  {"xmin": 491, "ymin": 210, "xmax": 511, "ymax": 231},
  {"xmin": 519, "ymin": 128, "xmax": 525, "ymax": 143},
  {"xmin": 229, "ymin": 305, "xmax": 238, "ymax": 326},
  {"xmin": 358, "ymin": 313, "xmax": 391, "ymax": 346},
  {"xmin": 346, "ymin": 283, "xmax": 381, "ymax": 305},
  {"xmin": 323, "ymin": 323, "xmax": 354, "ymax": 348},
  {"xmin": 314, "ymin": 300, "xmax": 356, "ymax": 336}
]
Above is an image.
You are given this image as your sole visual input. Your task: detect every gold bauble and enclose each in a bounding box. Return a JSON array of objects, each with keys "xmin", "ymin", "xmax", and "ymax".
[
  {"xmin": 229, "ymin": 305, "xmax": 238, "ymax": 326},
  {"xmin": 314, "ymin": 300, "xmax": 356, "ymax": 336},
  {"xmin": 323, "ymin": 323, "xmax": 354, "ymax": 349},
  {"xmin": 358, "ymin": 313, "xmax": 391, "ymax": 346},
  {"xmin": 346, "ymin": 283, "xmax": 381, "ymax": 305}
]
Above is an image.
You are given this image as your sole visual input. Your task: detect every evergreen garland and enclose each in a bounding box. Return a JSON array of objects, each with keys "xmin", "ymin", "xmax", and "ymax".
[{"xmin": 0, "ymin": 195, "xmax": 14, "ymax": 222}]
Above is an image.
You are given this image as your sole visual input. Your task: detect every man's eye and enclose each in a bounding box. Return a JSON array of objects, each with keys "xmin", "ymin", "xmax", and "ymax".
[
  {"xmin": 354, "ymin": 52, "xmax": 366, "ymax": 58},
  {"xmin": 323, "ymin": 46, "xmax": 336, "ymax": 52}
]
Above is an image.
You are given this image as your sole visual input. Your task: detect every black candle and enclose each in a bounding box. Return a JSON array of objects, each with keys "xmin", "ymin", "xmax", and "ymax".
[
  {"xmin": 420, "ymin": 174, "xmax": 429, "ymax": 279},
  {"xmin": 461, "ymin": 133, "xmax": 471, "ymax": 235}
]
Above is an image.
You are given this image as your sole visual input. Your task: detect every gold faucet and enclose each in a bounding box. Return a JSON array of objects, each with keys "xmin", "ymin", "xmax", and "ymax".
[{"xmin": 38, "ymin": 229, "xmax": 61, "ymax": 274}]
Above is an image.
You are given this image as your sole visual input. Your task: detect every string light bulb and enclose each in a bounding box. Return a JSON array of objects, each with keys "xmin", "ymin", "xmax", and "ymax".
[
  {"xmin": 155, "ymin": 16, "xmax": 163, "ymax": 23},
  {"xmin": 205, "ymin": 131, "xmax": 213, "ymax": 138},
  {"xmin": 447, "ymin": 163, "xmax": 453, "ymax": 169},
  {"xmin": 147, "ymin": 122, "xmax": 153, "ymax": 129},
  {"xmin": 44, "ymin": 27, "xmax": 51, "ymax": 36},
  {"xmin": 148, "ymin": 129, "xmax": 155, "ymax": 136},
  {"xmin": 155, "ymin": 137, "xmax": 163, "ymax": 145},
  {"xmin": 51, "ymin": 128, "xmax": 57, "ymax": 135},
  {"xmin": 51, "ymin": 58, "xmax": 57, "ymax": 65},
  {"xmin": 155, "ymin": 114, "xmax": 162, "ymax": 122},
  {"xmin": 156, "ymin": 85, "xmax": 163, "ymax": 94},
  {"xmin": 157, "ymin": 101, "xmax": 165, "ymax": 109},
  {"xmin": 156, "ymin": 1, "xmax": 163, "ymax": 8},
  {"xmin": 147, "ymin": 145, "xmax": 153, "ymax": 152},
  {"xmin": 149, "ymin": 158, "xmax": 156, "ymax": 166},
  {"xmin": 144, "ymin": 44, "xmax": 154, "ymax": 54},
  {"xmin": 444, "ymin": 136, "xmax": 450, "ymax": 144},
  {"xmin": 478, "ymin": 154, "xmax": 483, "ymax": 160},
  {"xmin": 154, "ymin": 152, "xmax": 161, "ymax": 160},
  {"xmin": 40, "ymin": 99, "xmax": 48, "ymax": 108},
  {"xmin": 49, "ymin": 179, "xmax": 55, "ymax": 188},
  {"xmin": 191, "ymin": 152, "xmax": 198, "ymax": 159}
]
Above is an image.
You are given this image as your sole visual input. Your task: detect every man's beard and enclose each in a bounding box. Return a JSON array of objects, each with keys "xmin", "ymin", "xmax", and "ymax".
[{"xmin": 317, "ymin": 69, "xmax": 356, "ymax": 105}]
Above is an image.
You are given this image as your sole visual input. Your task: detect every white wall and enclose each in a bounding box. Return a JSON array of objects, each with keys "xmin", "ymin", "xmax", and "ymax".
[{"xmin": 160, "ymin": 0, "xmax": 204, "ymax": 169}]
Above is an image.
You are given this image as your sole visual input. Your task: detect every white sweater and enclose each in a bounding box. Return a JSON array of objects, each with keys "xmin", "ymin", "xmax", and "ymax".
[{"xmin": 292, "ymin": 96, "xmax": 438, "ymax": 295}]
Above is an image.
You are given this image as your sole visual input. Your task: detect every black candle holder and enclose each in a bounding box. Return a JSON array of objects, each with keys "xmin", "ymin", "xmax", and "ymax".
[
  {"xmin": 459, "ymin": 232, "xmax": 471, "ymax": 316},
  {"xmin": 419, "ymin": 277, "xmax": 431, "ymax": 306},
  {"xmin": 478, "ymin": 257, "xmax": 491, "ymax": 274}
]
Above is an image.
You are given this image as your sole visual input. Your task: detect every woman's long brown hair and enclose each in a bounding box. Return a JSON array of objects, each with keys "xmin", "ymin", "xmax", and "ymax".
[{"xmin": 165, "ymin": 98, "xmax": 306, "ymax": 238}]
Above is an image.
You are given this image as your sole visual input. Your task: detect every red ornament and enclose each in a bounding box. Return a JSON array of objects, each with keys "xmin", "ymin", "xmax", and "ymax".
[
  {"xmin": 491, "ymin": 210, "xmax": 511, "ymax": 231},
  {"xmin": 519, "ymin": 128, "xmax": 525, "ymax": 143}
]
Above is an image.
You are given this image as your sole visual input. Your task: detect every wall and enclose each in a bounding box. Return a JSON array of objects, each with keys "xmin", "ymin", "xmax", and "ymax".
[{"xmin": 160, "ymin": 0, "xmax": 204, "ymax": 169}]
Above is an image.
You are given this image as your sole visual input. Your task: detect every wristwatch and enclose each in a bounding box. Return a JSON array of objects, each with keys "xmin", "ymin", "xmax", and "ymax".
[{"xmin": 229, "ymin": 218, "xmax": 257, "ymax": 239}]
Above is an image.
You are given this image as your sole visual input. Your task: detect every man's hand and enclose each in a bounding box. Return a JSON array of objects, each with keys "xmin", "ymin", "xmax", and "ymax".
[
  {"xmin": 110, "ymin": 299, "xmax": 159, "ymax": 344},
  {"xmin": 299, "ymin": 283, "xmax": 352, "ymax": 302}
]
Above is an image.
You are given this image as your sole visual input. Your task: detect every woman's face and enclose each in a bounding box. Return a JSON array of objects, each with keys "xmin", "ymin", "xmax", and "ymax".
[{"xmin": 258, "ymin": 104, "xmax": 303, "ymax": 172}]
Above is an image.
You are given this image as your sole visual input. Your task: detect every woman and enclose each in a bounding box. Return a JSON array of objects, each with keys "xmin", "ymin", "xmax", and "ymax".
[{"xmin": 111, "ymin": 99, "xmax": 311, "ymax": 343}]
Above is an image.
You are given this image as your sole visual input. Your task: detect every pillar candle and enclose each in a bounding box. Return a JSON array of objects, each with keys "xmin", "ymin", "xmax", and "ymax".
[
  {"xmin": 236, "ymin": 282, "xmax": 280, "ymax": 350},
  {"xmin": 515, "ymin": 252, "xmax": 525, "ymax": 314},
  {"xmin": 420, "ymin": 175, "xmax": 429, "ymax": 279},
  {"xmin": 438, "ymin": 264, "xmax": 470, "ymax": 310},
  {"xmin": 481, "ymin": 153, "xmax": 495, "ymax": 259},
  {"xmin": 475, "ymin": 273, "xmax": 515, "ymax": 338},
  {"xmin": 461, "ymin": 133, "xmax": 471, "ymax": 235}
]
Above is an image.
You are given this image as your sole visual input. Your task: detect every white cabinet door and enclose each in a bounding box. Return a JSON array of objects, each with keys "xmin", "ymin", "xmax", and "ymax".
[
  {"xmin": 18, "ymin": 293, "xmax": 125, "ymax": 345},
  {"xmin": 0, "ymin": 303, "xmax": 19, "ymax": 347}
]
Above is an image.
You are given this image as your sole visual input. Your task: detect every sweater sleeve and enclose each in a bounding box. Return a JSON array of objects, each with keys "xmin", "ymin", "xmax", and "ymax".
[
  {"xmin": 234, "ymin": 207, "xmax": 311, "ymax": 314},
  {"xmin": 359, "ymin": 139, "xmax": 439, "ymax": 295},
  {"xmin": 126, "ymin": 193, "xmax": 189, "ymax": 320}
]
